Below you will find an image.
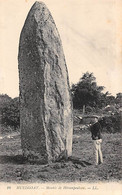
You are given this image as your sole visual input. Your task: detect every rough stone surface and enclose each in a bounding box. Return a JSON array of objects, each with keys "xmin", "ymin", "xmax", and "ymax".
[{"xmin": 18, "ymin": 1, "xmax": 73, "ymax": 163}]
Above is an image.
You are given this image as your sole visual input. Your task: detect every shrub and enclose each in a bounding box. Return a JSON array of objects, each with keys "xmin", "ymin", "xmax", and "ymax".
[
  {"xmin": 99, "ymin": 112, "xmax": 121, "ymax": 133},
  {"xmin": 1, "ymin": 97, "xmax": 20, "ymax": 130}
]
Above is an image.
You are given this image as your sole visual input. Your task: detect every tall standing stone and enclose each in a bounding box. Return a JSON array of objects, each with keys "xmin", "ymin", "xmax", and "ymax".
[{"xmin": 18, "ymin": 1, "xmax": 73, "ymax": 163}]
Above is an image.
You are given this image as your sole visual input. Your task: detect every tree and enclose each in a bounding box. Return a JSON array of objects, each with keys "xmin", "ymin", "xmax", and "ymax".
[
  {"xmin": 0, "ymin": 94, "xmax": 12, "ymax": 125},
  {"xmin": 71, "ymin": 72, "xmax": 106, "ymax": 109},
  {"xmin": 106, "ymin": 95, "xmax": 116, "ymax": 105},
  {"xmin": 1, "ymin": 96, "xmax": 20, "ymax": 129},
  {"xmin": 0, "ymin": 94, "xmax": 12, "ymax": 109},
  {"xmin": 116, "ymin": 93, "xmax": 122, "ymax": 107}
]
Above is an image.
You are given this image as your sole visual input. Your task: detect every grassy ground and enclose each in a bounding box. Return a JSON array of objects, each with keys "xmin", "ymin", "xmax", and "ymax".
[{"xmin": 0, "ymin": 128, "xmax": 121, "ymax": 183}]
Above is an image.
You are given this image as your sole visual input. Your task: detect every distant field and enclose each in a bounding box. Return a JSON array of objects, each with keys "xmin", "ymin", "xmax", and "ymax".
[{"xmin": 0, "ymin": 128, "xmax": 121, "ymax": 183}]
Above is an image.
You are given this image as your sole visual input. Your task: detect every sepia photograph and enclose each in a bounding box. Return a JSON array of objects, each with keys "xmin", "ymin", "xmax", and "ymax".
[{"xmin": 0, "ymin": 0, "xmax": 122, "ymax": 194}]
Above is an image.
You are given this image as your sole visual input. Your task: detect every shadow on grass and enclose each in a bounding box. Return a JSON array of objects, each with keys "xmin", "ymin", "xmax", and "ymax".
[
  {"xmin": 68, "ymin": 156, "xmax": 92, "ymax": 167},
  {"xmin": 0, "ymin": 155, "xmax": 27, "ymax": 164},
  {"xmin": 0, "ymin": 155, "xmax": 92, "ymax": 167},
  {"xmin": 0, "ymin": 155, "xmax": 48, "ymax": 165}
]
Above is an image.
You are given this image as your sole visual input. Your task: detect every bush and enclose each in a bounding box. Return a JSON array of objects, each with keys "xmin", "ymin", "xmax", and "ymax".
[
  {"xmin": 0, "ymin": 125, "xmax": 19, "ymax": 134},
  {"xmin": 1, "ymin": 97, "xmax": 20, "ymax": 130},
  {"xmin": 99, "ymin": 112, "xmax": 121, "ymax": 133}
]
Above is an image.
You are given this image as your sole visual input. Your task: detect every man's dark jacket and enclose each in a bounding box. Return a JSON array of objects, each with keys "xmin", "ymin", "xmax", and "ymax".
[{"xmin": 90, "ymin": 122, "xmax": 102, "ymax": 140}]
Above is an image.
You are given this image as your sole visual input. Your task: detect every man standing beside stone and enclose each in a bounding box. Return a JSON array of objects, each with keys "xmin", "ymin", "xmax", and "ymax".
[{"xmin": 90, "ymin": 117, "xmax": 103, "ymax": 165}]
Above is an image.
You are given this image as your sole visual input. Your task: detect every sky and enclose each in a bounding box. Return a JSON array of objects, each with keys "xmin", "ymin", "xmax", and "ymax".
[{"xmin": 0, "ymin": 0, "xmax": 122, "ymax": 98}]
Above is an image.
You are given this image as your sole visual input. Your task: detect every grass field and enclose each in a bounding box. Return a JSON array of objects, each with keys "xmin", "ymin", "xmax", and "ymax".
[{"xmin": 0, "ymin": 127, "xmax": 121, "ymax": 183}]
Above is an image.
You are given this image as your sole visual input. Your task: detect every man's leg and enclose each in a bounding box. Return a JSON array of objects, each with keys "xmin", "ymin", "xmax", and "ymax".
[
  {"xmin": 98, "ymin": 141, "xmax": 103, "ymax": 164},
  {"xmin": 94, "ymin": 140, "xmax": 99, "ymax": 165}
]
